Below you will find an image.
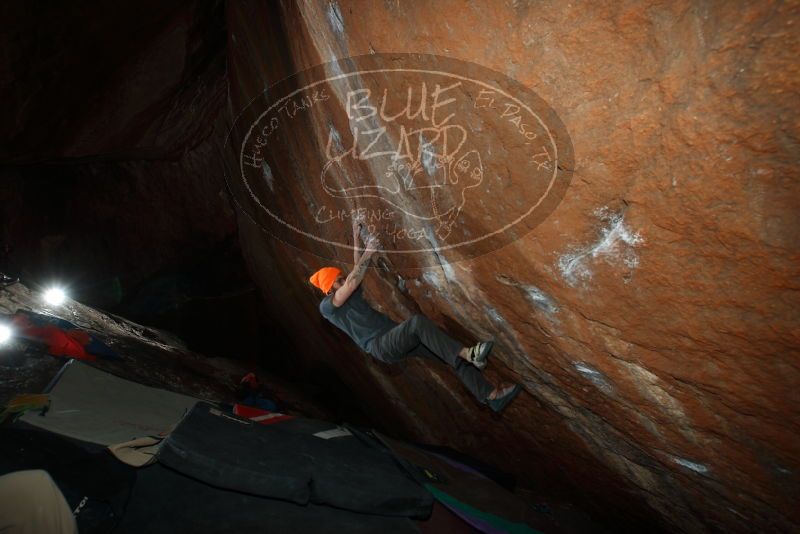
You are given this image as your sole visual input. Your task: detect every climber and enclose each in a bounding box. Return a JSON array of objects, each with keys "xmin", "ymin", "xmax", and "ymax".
[{"xmin": 309, "ymin": 220, "xmax": 522, "ymax": 412}]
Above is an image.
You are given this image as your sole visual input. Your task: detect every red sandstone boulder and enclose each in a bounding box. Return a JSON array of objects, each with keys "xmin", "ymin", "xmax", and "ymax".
[{"xmin": 225, "ymin": 2, "xmax": 800, "ymax": 532}]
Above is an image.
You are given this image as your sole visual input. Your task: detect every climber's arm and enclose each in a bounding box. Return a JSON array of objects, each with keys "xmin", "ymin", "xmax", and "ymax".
[
  {"xmin": 333, "ymin": 236, "xmax": 379, "ymax": 307},
  {"xmin": 352, "ymin": 219, "xmax": 362, "ymax": 265}
]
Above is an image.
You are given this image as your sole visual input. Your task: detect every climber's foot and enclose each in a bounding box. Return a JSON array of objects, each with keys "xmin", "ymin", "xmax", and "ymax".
[
  {"xmin": 466, "ymin": 340, "xmax": 493, "ymax": 370},
  {"xmin": 487, "ymin": 382, "xmax": 521, "ymax": 413}
]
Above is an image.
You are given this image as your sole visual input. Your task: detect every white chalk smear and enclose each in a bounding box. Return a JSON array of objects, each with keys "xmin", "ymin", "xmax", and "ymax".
[
  {"xmin": 328, "ymin": 122, "xmax": 345, "ymax": 154},
  {"xmin": 574, "ymin": 362, "xmax": 601, "ymax": 376},
  {"xmin": 326, "ymin": 1, "xmax": 345, "ymax": 34},
  {"xmin": 421, "ymin": 271, "xmax": 442, "ymax": 290},
  {"xmin": 524, "ymin": 285, "xmax": 558, "ymax": 314},
  {"xmin": 728, "ymin": 508, "xmax": 749, "ymax": 520},
  {"xmin": 327, "ymin": 56, "xmax": 344, "ymax": 78},
  {"xmin": 573, "ymin": 362, "xmax": 614, "ymax": 394},
  {"xmin": 424, "ymin": 234, "xmax": 457, "ymax": 285},
  {"xmin": 261, "ymin": 161, "xmax": 274, "ymax": 192},
  {"xmin": 673, "ymin": 457, "xmax": 709, "ymax": 474},
  {"xmin": 558, "ymin": 207, "xmax": 644, "ymax": 287},
  {"xmin": 484, "ymin": 306, "xmax": 506, "ymax": 325},
  {"xmin": 495, "ymin": 274, "xmax": 559, "ymax": 315},
  {"xmin": 420, "ymin": 133, "xmax": 438, "ymax": 178}
]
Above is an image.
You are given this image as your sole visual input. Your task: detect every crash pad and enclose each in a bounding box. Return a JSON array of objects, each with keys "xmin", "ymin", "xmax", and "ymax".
[
  {"xmin": 117, "ymin": 463, "xmax": 421, "ymax": 534},
  {"xmin": 20, "ymin": 360, "xmax": 199, "ymax": 445},
  {"xmin": 158, "ymin": 402, "xmax": 433, "ymax": 517}
]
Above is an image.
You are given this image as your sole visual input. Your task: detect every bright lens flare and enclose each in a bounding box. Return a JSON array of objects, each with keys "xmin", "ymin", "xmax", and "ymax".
[
  {"xmin": 0, "ymin": 324, "xmax": 11, "ymax": 344},
  {"xmin": 43, "ymin": 287, "xmax": 66, "ymax": 306}
]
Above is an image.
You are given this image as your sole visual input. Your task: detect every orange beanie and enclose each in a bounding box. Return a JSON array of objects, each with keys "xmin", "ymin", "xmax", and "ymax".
[{"xmin": 309, "ymin": 267, "xmax": 342, "ymax": 294}]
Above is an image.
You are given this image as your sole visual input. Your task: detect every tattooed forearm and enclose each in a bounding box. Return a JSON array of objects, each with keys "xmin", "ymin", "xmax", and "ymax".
[
  {"xmin": 346, "ymin": 247, "xmax": 374, "ymax": 288},
  {"xmin": 352, "ymin": 254, "xmax": 371, "ymax": 280},
  {"xmin": 353, "ymin": 231, "xmax": 361, "ymax": 265},
  {"xmin": 352, "ymin": 219, "xmax": 364, "ymax": 264}
]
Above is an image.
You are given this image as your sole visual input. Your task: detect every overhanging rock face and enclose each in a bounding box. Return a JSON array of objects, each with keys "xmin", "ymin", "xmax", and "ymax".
[{"xmin": 225, "ymin": 2, "xmax": 799, "ymax": 532}]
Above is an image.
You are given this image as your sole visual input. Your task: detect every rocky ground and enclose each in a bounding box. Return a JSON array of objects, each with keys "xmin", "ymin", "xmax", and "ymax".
[{"xmin": 0, "ymin": 281, "xmax": 332, "ymax": 421}]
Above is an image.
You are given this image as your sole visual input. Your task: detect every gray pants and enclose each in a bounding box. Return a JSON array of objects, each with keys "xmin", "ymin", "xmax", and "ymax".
[{"xmin": 370, "ymin": 314, "xmax": 493, "ymax": 402}]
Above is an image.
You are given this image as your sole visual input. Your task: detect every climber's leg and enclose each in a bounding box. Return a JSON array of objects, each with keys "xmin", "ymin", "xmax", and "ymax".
[
  {"xmin": 371, "ymin": 314, "xmax": 504, "ymax": 403},
  {"xmin": 412, "ymin": 344, "xmax": 495, "ymax": 402},
  {"xmin": 371, "ymin": 314, "xmax": 462, "ymax": 364}
]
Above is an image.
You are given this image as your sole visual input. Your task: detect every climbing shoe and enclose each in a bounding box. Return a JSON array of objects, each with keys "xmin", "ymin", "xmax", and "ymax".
[
  {"xmin": 487, "ymin": 384, "xmax": 522, "ymax": 413},
  {"xmin": 467, "ymin": 340, "xmax": 494, "ymax": 370}
]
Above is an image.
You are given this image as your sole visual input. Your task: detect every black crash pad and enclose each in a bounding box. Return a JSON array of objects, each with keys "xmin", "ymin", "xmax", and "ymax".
[
  {"xmin": 116, "ymin": 463, "xmax": 420, "ymax": 534},
  {"xmin": 157, "ymin": 402, "xmax": 433, "ymax": 517}
]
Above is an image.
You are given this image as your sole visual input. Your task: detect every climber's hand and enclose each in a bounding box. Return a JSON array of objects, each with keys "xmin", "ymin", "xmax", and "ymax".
[{"xmin": 352, "ymin": 217, "xmax": 363, "ymax": 236}]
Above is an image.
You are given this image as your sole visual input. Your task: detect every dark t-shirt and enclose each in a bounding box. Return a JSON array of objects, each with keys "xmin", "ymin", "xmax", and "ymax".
[{"xmin": 319, "ymin": 286, "xmax": 397, "ymax": 354}]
